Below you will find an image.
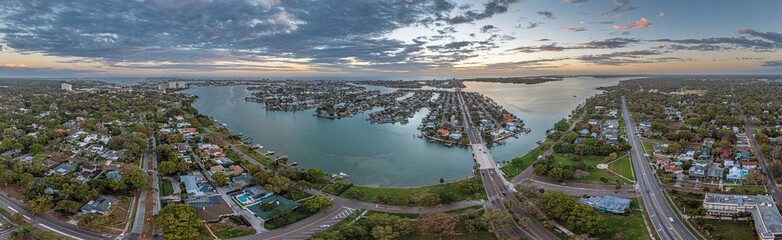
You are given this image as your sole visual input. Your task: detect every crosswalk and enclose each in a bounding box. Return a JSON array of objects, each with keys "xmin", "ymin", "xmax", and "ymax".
[{"xmin": 282, "ymin": 207, "xmax": 358, "ymax": 240}]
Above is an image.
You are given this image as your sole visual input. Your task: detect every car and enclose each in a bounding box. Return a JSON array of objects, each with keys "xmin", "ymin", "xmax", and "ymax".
[
  {"xmin": 501, "ymin": 191, "xmax": 507, "ymax": 196},
  {"xmin": 319, "ymin": 224, "xmax": 331, "ymax": 228},
  {"xmin": 490, "ymin": 171, "xmax": 494, "ymax": 175},
  {"xmin": 668, "ymin": 217, "xmax": 675, "ymax": 223},
  {"xmin": 522, "ymin": 226, "xmax": 529, "ymax": 231},
  {"xmin": 559, "ymin": 182, "xmax": 566, "ymax": 186}
]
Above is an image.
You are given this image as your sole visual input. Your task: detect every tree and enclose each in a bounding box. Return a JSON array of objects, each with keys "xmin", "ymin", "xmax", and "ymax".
[
  {"xmin": 555, "ymin": 119, "xmax": 569, "ymax": 131},
  {"xmin": 158, "ymin": 161, "xmax": 178, "ymax": 175},
  {"xmin": 302, "ymin": 196, "xmax": 333, "ymax": 213},
  {"xmin": 29, "ymin": 144, "xmax": 44, "ymax": 154},
  {"xmin": 123, "ymin": 166, "xmax": 147, "ymax": 189},
  {"xmin": 456, "ymin": 178, "xmax": 482, "ymax": 195},
  {"xmin": 211, "ymin": 172, "xmax": 228, "ymax": 186},
  {"xmin": 439, "ymin": 178, "xmax": 445, "ymax": 184},
  {"xmin": 252, "ymin": 170, "xmax": 273, "ymax": 185},
  {"xmin": 481, "ymin": 209, "xmax": 513, "ymax": 231},
  {"xmin": 371, "ymin": 225, "xmax": 399, "ymax": 240},
  {"xmin": 54, "ymin": 199, "xmax": 79, "ymax": 214},
  {"xmin": 154, "ymin": 204, "xmax": 202, "ymax": 240},
  {"xmin": 29, "ymin": 195, "xmax": 54, "ymax": 214},
  {"xmin": 264, "ymin": 176, "xmax": 292, "ymax": 194},
  {"xmin": 302, "ymin": 168, "xmax": 325, "ymax": 182},
  {"xmin": 417, "ymin": 211, "xmax": 458, "ymax": 237}
]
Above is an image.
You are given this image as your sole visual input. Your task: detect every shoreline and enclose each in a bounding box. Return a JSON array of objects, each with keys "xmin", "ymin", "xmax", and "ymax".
[{"xmin": 181, "ymin": 80, "xmax": 607, "ymax": 188}]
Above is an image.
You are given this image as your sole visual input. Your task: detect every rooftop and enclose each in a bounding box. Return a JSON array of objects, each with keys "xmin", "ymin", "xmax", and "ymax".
[{"xmin": 704, "ymin": 193, "xmax": 782, "ymax": 239}]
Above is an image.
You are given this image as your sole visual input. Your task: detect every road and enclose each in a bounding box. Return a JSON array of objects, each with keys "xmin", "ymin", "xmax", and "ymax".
[
  {"xmin": 127, "ymin": 137, "xmax": 152, "ymax": 240},
  {"xmin": 730, "ymin": 82, "xmax": 782, "ymax": 204},
  {"xmin": 622, "ymin": 96, "xmax": 698, "ymax": 240},
  {"xmin": 0, "ymin": 193, "xmax": 114, "ymax": 240},
  {"xmin": 455, "ymin": 85, "xmax": 557, "ymax": 240}
]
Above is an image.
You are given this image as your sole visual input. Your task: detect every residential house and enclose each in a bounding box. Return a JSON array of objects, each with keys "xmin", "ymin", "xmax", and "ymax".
[
  {"xmin": 49, "ymin": 162, "xmax": 78, "ymax": 175},
  {"xmin": 106, "ymin": 170, "xmax": 122, "ymax": 180},
  {"xmin": 80, "ymin": 195, "xmax": 118, "ymax": 215},
  {"xmin": 181, "ymin": 175, "xmax": 205, "ymax": 197}
]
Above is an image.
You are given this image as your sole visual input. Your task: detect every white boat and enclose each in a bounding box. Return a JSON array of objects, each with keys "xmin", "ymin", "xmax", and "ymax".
[
  {"xmin": 264, "ymin": 151, "xmax": 275, "ymax": 155},
  {"xmin": 251, "ymin": 144, "xmax": 264, "ymax": 149}
]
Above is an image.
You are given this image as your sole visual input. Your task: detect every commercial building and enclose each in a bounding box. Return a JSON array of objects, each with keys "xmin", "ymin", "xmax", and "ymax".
[
  {"xmin": 703, "ymin": 193, "xmax": 782, "ymax": 239},
  {"xmin": 61, "ymin": 83, "xmax": 73, "ymax": 91}
]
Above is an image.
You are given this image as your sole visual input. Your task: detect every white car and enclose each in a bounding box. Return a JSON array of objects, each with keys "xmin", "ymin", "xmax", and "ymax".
[{"xmin": 319, "ymin": 224, "xmax": 331, "ymax": 228}]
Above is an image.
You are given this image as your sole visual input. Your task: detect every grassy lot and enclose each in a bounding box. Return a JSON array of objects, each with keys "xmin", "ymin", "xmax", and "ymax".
[
  {"xmin": 726, "ymin": 185, "xmax": 768, "ymax": 195},
  {"xmin": 698, "ymin": 219, "xmax": 756, "ymax": 240},
  {"xmin": 231, "ymin": 141, "xmax": 277, "ymax": 170},
  {"xmin": 405, "ymin": 229, "xmax": 497, "ymax": 240},
  {"xmin": 608, "ymin": 154, "xmax": 634, "ymax": 181},
  {"xmin": 551, "ymin": 153, "xmax": 633, "ymax": 184},
  {"xmin": 211, "ymin": 223, "xmax": 256, "ymax": 239},
  {"xmin": 264, "ymin": 209, "xmax": 317, "ymax": 230},
  {"xmin": 340, "ymin": 177, "xmax": 486, "ymax": 204},
  {"xmin": 501, "ymin": 147, "xmax": 544, "ymax": 177},
  {"xmin": 160, "ymin": 179, "xmax": 173, "ymax": 196},
  {"xmin": 597, "ymin": 199, "xmax": 650, "ymax": 240}
]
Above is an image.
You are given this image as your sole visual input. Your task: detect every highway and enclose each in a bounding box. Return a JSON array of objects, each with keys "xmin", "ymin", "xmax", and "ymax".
[
  {"xmin": 455, "ymin": 86, "xmax": 557, "ymax": 240},
  {"xmin": 621, "ymin": 96, "xmax": 698, "ymax": 240}
]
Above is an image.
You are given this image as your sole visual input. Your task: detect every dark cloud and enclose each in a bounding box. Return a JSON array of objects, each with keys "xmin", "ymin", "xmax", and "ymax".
[
  {"xmin": 739, "ymin": 28, "xmax": 782, "ymax": 44},
  {"xmin": 510, "ymin": 37, "xmax": 637, "ymax": 53},
  {"xmin": 535, "ymin": 38, "xmax": 551, "ymax": 42},
  {"xmin": 525, "ymin": 22, "xmax": 542, "ymax": 29},
  {"xmin": 654, "ymin": 36, "xmax": 780, "ymax": 50},
  {"xmin": 481, "ymin": 25, "xmax": 498, "ymax": 33},
  {"xmin": 0, "ymin": 0, "xmax": 462, "ymax": 68},
  {"xmin": 564, "ymin": 27, "xmax": 587, "ymax": 32},
  {"xmin": 560, "ymin": 0, "xmax": 588, "ymax": 4},
  {"xmin": 0, "ymin": 66, "xmax": 102, "ymax": 78},
  {"xmin": 484, "ymin": 58, "xmax": 568, "ymax": 69},
  {"xmin": 577, "ymin": 50, "xmax": 676, "ymax": 65},
  {"xmin": 603, "ymin": 0, "xmax": 635, "ymax": 17},
  {"xmin": 581, "ymin": 38, "xmax": 639, "ymax": 48},
  {"xmin": 762, "ymin": 60, "xmax": 782, "ymax": 67},
  {"xmin": 537, "ymin": 11, "xmax": 556, "ymax": 19},
  {"xmin": 443, "ymin": 0, "xmax": 521, "ymax": 24}
]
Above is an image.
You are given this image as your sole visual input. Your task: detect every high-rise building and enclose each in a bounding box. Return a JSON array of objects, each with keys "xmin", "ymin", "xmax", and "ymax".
[
  {"xmin": 61, "ymin": 83, "xmax": 73, "ymax": 91},
  {"xmin": 167, "ymin": 81, "xmax": 177, "ymax": 89}
]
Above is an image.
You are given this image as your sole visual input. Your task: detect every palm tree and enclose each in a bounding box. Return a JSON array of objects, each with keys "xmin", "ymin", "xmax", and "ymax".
[{"xmin": 518, "ymin": 217, "xmax": 531, "ymax": 227}]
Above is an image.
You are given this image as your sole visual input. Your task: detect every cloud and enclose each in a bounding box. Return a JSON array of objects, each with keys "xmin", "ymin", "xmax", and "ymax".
[
  {"xmin": 560, "ymin": 0, "xmax": 588, "ymax": 4},
  {"xmin": 655, "ymin": 37, "xmax": 779, "ymax": 50},
  {"xmin": 739, "ymin": 28, "xmax": 782, "ymax": 43},
  {"xmin": 480, "ymin": 25, "xmax": 498, "ymax": 33},
  {"xmin": 510, "ymin": 37, "xmax": 637, "ymax": 53},
  {"xmin": 564, "ymin": 27, "xmax": 586, "ymax": 32},
  {"xmin": 443, "ymin": 0, "xmax": 521, "ymax": 24},
  {"xmin": 537, "ymin": 11, "xmax": 556, "ymax": 19},
  {"xmin": 612, "ymin": 17, "xmax": 652, "ymax": 30},
  {"xmin": 525, "ymin": 22, "xmax": 542, "ymax": 29},
  {"xmin": 0, "ymin": 0, "xmax": 471, "ymax": 72},
  {"xmin": 0, "ymin": 66, "xmax": 101, "ymax": 77},
  {"xmin": 577, "ymin": 50, "xmax": 679, "ymax": 65},
  {"xmin": 603, "ymin": 0, "xmax": 635, "ymax": 17},
  {"xmin": 483, "ymin": 58, "xmax": 567, "ymax": 70},
  {"xmin": 761, "ymin": 60, "xmax": 782, "ymax": 67},
  {"xmin": 2, "ymin": 63, "xmax": 27, "ymax": 68},
  {"xmin": 658, "ymin": 11, "xmax": 666, "ymax": 17},
  {"xmin": 536, "ymin": 38, "xmax": 551, "ymax": 42}
]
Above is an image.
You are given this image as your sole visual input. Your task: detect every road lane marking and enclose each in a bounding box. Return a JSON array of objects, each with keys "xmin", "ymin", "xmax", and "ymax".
[{"xmin": 40, "ymin": 224, "xmax": 86, "ymax": 240}]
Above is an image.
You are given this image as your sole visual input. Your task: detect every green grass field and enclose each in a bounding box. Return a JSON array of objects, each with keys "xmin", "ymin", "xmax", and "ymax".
[
  {"xmin": 233, "ymin": 143, "xmax": 278, "ymax": 170},
  {"xmin": 700, "ymin": 219, "xmax": 756, "ymax": 240},
  {"xmin": 342, "ymin": 178, "xmax": 487, "ymax": 204},
  {"xmin": 212, "ymin": 225, "xmax": 255, "ymax": 239},
  {"xmin": 598, "ymin": 199, "xmax": 650, "ymax": 239},
  {"xmin": 608, "ymin": 154, "xmax": 635, "ymax": 181},
  {"xmin": 501, "ymin": 147, "xmax": 544, "ymax": 177},
  {"xmin": 160, "ymin": 179, "xmax": 173, "ymax": 196},
  {"xmin": 551, "ymin": 153, "xmax": 633, "ymax": 184}
]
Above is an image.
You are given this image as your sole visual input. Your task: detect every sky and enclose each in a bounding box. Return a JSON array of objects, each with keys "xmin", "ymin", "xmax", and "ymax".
[{"xmin": 0, "ymin": 0, "xmax": 781, "ymax": 79}]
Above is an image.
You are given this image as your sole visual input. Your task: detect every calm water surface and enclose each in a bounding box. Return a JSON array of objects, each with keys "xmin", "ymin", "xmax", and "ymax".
[{"xmin": 184, "ymin": 77, "xmax": 625, "ymax": 187}]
